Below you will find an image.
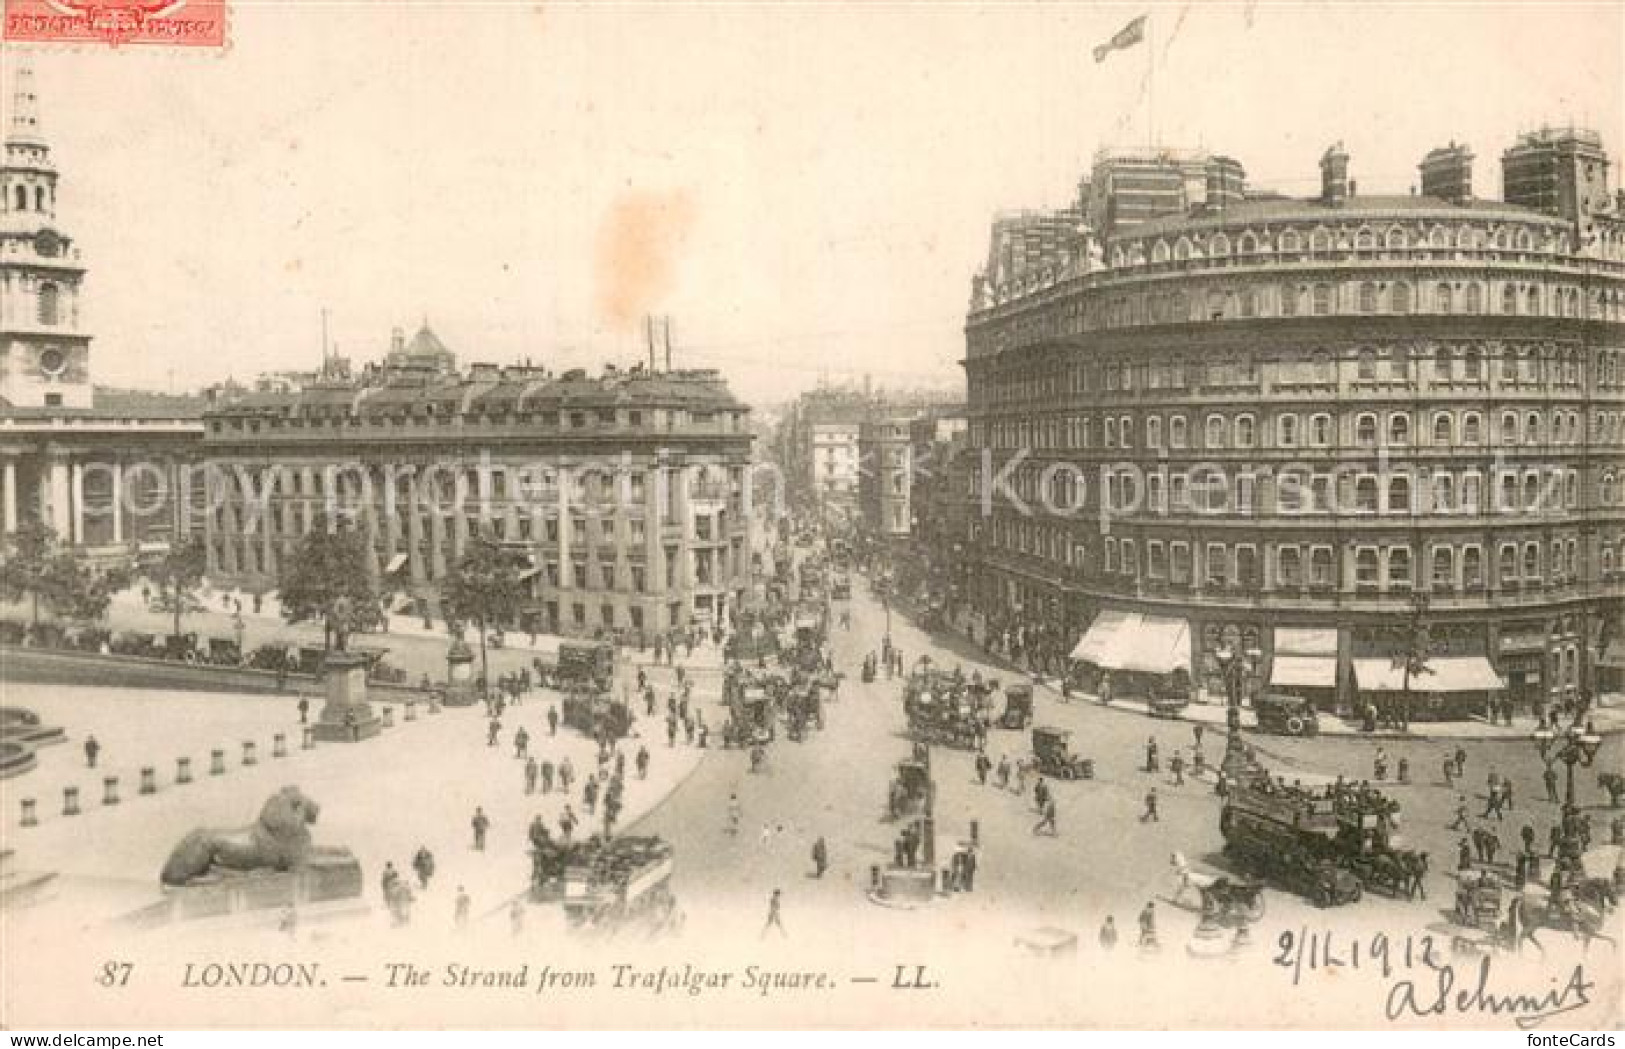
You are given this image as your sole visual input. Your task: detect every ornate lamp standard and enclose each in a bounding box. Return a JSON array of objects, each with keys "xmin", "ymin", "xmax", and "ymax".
[
  {"xmin": 1214, "ymin": 645, "xmax": 1258, "ymax": 781},
  {"xmin": 1533, "ymin": 716, "xmax": 1604, "ymax": 872}
]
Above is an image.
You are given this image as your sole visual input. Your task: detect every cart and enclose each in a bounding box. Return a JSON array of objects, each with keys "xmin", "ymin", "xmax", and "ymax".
[
  {"xmin": 1031, "ymin": 725, "xmax": 1094, "ymax": 780},
  {"xmin": 999, "ymin": 683, "xmax": 1034, "ymax": 730}
]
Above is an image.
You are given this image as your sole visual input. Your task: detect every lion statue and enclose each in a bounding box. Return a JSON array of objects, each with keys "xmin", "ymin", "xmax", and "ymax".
[{"xmin": 160, "ymin": 786, "xmax": 323, "ymax": 887}]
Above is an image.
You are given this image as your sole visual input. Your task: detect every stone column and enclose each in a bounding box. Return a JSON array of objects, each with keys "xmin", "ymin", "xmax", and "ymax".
[
  {"xmin": 110, "ymin": 458, "xmax": 124, "ymax": 545},
  {"xmin": 46, "ymin": 452, "xmax": 70, "ymax": 539},
  {"xmin": 2, "ymin": 456, "xmax": 16, "ymax": 534},
  {"xmin": 70, "ymin": 459, "xmax": 84, "ymax": 544}
]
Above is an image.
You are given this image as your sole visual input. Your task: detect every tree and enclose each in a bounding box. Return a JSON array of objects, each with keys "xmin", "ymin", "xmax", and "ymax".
[
  {"xmin": 277, "ymin": 516, "xmax": 383, "ymax": 652},
  {"xmin": 0, "ymin": 522, "xmax": 59, "ymax": 627},
  {"xmin": 441, "ymin": 538, "xmax": 530, "ymax": 687},
  {"xmin": 1, "ymin": 522, "xmax": 128, "ymax": 629},
  {"xmin": 153, "ymin": 536, "xmax": 208, "ymax": 642}
]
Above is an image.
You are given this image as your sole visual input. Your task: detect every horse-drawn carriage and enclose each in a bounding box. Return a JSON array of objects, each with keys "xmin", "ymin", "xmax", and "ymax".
[
  {"xmin": 998, "ymin": 682, "xmax": 1033, "ymax": 730},
  {"xmin": 903, "ymin": 671, "xmax": 987, "ymax": 750},
  {"xmin": 1219, "ymin": 771, "xmax": 1368, "ymax": 907},
  {"xmin": 1453, "ymin": 872, "xmax": 1504, "ymax": 931},
  {"xmin": 1031, "ymin": 725, "xmax": 1093, "ymax": 780}
]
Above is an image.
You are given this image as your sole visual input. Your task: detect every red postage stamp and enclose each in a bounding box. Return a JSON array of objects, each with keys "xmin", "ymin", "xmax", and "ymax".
[{"xmin": 3, "ymin": 0, "xmax": 226, "ymax": 48}]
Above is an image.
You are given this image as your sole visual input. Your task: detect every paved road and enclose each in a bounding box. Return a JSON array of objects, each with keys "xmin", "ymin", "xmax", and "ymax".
[{"xmin": 633, "ymin": 572, "xmax": 1624, "ymax": 950}]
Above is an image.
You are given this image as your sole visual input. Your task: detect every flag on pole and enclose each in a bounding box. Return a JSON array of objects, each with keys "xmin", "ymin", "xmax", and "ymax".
[{"xmin": 1094, "ymin": 14, "xmax": 1147, "ymax": 63}]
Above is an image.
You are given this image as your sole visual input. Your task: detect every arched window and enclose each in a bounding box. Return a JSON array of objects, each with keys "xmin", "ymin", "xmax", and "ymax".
[
  {"xmin": 1604, "ymin": 548, "xmax": 1616, "ymax": 575},
  {"xmin": 1386, "ymin": 227, "xmax": 1408, "ymax": 250},
  {"xmin": 1502, "ymin": 285, "xmax": 1518, "ymax": 314},
  {"xmin": 1357, "ymin": 349, "xmax": 1377, "ymax": 380},
  {"xmin": 1501, "ymin": 411, "xmax": 1519, "ymax": 445},
  {"xmin": 11, "ymin": 185, "xmax": 24, "ymax": 212},
  {"xmin": 1429, "ymin": 226, "xmax": 1449, "ymax": 248},
  {"xmin": 1210, "ymin": 233, "xmax": 1231, "ymax": 257},
  {"xmin": 36, "ymin": 282, "xmax": 59, "ymax": 326},
  {"xmin": 1104, "ymin": 417, "xmax": 1117, "ymax": 447},
  {"xmin": 1465, "ymin": 283, "xmax": 1483, "ymax": 312},
  {"xmin": 1277, "ymin": 414, "xmax": 1299, "ymax": 447},
  {"xmin": 1499, "ymin": 544, "xmax": 1518, "ymax": 583},
  {"xmin": 1388, "ymin": 476, "xmax": 1411, "ymax": 513},
  {"xmin": 1145, "ymin": 416, "xmax": 1161, "ymax": 448},
  {"xmin": 1523, "ymin": 472, "xmax": 1541, "ymax": 509},
  {"xmin": 1119, "ymin": 414, "xmax": 1134, "ymax": 448},
  {"xmin": 1463, "ymin": 412, "xmax": 1482, "ymax": 443},
  {"xmin": 1463, "ymin": 547, "xmax": 1483, "ymax": 587},
  {"xmin": 1151, "ymin": 240, "xmax": 1170, "ymax": 263},
  {"xmin": 1356, "ymin": 548, "xmax": 1379, "ymax": 585},
  {"xmin": 1391, "ymin": 282, "xmax": 1411, "ymax": 313},
  {"xmin": 1604, "ymin": 471, "xmax": 1618, "ymax": 506},
  {"xmin": 1464, "ymin": 347, "xmax": 1482, "ymax": 380},
  {"xmin": 1388, "ymin": 547, "xmax": 1412, "ymax": 586},
  {"xmin": 1310, "ymin": 229, "xmax": 1331, "ymax": 255},
  {"xmin": 1235, "ymin": 415, "xmax": 1256, "ymax": 448},
  {"xmin": 1312, "ymin": 284, "xmax": 1333, "ymax": 315},
  {"xmin": 1434, "ymin": 349, "xmax": 1453, "ymax": 381},
  {"xmin": 1279, "ymin": 230, "xmax": 1301, "ymax": 253},
  {"xmin": 1355, "ymin": 476, "xmax": 1379, "ymax": 511},
  {"xmin": 1356, "ymin": 413, "xmax": 1377, "ymax": 445},
  {"xmin": 1388, "ymin": 413, "xmax": 1410, "ymax": 445},
  {"xmin": 1527, "ymin": 286, "xmax": 1540, "ymax": 314},
  {"xmin": 1279, "ymin": 546, "xmax": 1302, "ymax": 586},
  {"xmin": 1238, "ymin": 232, "xmax": 1258, "ymax": 254},
  {"xmin": 1359, "ymin": 282, "xmax": 1379, "ymax": 312},
  {"xmin": 1433, "ymin": 413, "xmax": 1453, "ymax": 445},
  {"xmin": 1523, "ymin": 542, "xmax": 1540, "ymax": 578},
  {"xmin": 1355, "ymin": 228, "xmax": 1376, "ymax": 251},
  {"xmin": 1433, "ymin": 473, "xmax": 1455, "ymax": 512},
  {"xmin": 1311, "ymin": 413, "xmax": 1332, "ymax": 445},
  {"xmin": 1279, "ymin": 284, "xmax": 1298, "ymax": 316},
  {"xmin": 1500, "ymin": 474, "xmax": 1519, "ymax": 510},
  {"xmin": 1436, "ymin": 283, "xmax": 1453, "ymax": 313},
  {"xmin": 34, "ymin": 186, "xmax": 45, "ymax": 211},
  {"xmin": 1432, "ymin": 547, "xmax": 1455, "ymax": 588},
  {"xmin": 1525, "ymin": 411, "xmax": 1542, "ymax": 444},
  {"xmin": 1169, "ymin": 416, "xmax": 1187, "ymax": 448},
  {"xmin": 1206, "ymin": 415, "xmax": 1226, "ymax": 449}
]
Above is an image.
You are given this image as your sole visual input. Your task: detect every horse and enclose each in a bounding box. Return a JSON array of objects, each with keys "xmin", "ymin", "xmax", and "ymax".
[{"xmin": 1170, "ymin": 851, "xmax": 1220, "ymax": 907}]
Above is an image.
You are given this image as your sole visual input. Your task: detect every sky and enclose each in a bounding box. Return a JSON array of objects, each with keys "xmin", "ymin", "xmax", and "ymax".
[{"xmin": 3, "ymin": 1, "xmax": 1621, "ymax": 408}]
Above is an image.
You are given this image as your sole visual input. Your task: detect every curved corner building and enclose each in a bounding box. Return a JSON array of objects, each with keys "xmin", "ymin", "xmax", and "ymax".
[{"xmin": 962, "ymin": 134, "xmax": 1625, "ymax": 718}]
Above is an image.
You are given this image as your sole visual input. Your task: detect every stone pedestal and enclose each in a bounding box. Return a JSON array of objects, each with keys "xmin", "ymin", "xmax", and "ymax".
[
  {"xmin": 443, "ymin": 639, "xmax": 479, "ymax": 707},
  {"xmin": 311, "ymin": 651, "xmax": 381, "ymax": 743}
]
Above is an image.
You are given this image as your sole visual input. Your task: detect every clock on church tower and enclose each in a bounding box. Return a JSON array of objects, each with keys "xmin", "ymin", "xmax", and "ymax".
[{"xmin": 0, "ymin": 63, "xmax": 92, "ymax": 411}]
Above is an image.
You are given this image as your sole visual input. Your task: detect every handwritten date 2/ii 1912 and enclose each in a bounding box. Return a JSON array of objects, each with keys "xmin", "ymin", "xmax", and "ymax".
[{"xmin": 1273, "ymin": 928, "xmax": 1595, "ymax": 1029}]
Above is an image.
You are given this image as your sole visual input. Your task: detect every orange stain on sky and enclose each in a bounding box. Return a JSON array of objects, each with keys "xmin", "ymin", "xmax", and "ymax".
[{"xmin": 593, "ymin": 189, "xmax": 697, "ymax": 332}]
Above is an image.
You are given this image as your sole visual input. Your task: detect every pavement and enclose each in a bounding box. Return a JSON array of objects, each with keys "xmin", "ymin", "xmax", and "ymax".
[
  {"xmin": 909, "ymin": 610, "xmax": 1625, "ymax": 741},
  {"xmin": 0, "ymin": 654, "xmax": 718, "ymax": 940}
]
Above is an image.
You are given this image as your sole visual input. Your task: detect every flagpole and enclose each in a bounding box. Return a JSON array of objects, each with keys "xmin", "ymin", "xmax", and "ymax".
[{"xmin": 1147, "ymin": 12, "xmax": 1157, "ymax": 150}]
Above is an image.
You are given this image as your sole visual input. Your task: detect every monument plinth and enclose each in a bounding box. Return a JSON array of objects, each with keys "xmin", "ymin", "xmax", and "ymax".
[
  {"xmin": 310, "ymin": 651, "xmax": 381, "ymax": 742},
  {"xmin": 442, "ymin": 638, "xmax": 479, "ymax": 707}
]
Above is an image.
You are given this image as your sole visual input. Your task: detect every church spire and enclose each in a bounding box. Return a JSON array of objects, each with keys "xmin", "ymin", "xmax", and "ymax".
[{"xmin": 7, "ymin": 61, "xmax": 44, "ymax": 146}]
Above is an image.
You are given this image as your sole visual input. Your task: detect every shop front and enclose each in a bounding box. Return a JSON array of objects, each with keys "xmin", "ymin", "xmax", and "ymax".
[
  {"xmin": 1351, "ymin": 656, "xmax": 1506, "ymax": 721},
  {"xmin": 1070, "ymin": 609, "xmax": 1193, "ymax": 700}
]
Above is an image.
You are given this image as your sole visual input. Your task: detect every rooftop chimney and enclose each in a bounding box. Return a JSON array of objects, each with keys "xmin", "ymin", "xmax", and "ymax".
[
  {"xmin": 1320, "ymin": 142, "xmax": 1349, "ymax": 207},
  {"xmin": 1419, "ymin": 141, "xmax": 1474, "ymax": 205}
]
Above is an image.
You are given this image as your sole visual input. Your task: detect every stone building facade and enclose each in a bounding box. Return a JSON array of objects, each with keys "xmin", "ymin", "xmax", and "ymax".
[
  {"xmin": 963, "ymin": 132, "xmax": 1625, "ymax": 714},
  {"xmin": 200, "ymin": 351, "xmax": 756, "ymax": 638}
]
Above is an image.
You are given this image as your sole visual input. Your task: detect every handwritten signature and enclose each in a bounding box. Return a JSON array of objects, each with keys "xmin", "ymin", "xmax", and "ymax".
[{"xmin": 1386, "ymin": 957, "xmax": 1594, "ymax": 1029}]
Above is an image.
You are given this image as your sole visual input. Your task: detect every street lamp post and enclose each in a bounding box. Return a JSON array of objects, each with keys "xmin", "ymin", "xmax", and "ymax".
[
  {"xmin": 1215, "ymin": 646, "xmax": 1255, "ymax": 781},
  {"xmin": 1533, "ymin": 716, "xmax": 1604, "ymax": 872}
]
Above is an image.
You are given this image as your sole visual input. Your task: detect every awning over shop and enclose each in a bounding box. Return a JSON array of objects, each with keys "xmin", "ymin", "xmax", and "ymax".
[
  {"xmin": 1071, "ymin": 609, "xmax": 1138, "ymax": 663},
  {"xmin": 1071, "ymin": 610, "xmax": 1190, "ymax": 675},
  {"xmin": 1354, "ymin": 656, "xmax": 1505, "ymax": 693},
  {"xmin": 1275, "ymin": 627, "xmax": 1337, "ymax": 656},
  {"xmin": 1270, "ymin": 655, "xmax": 1337, "ymax": 689},
  {"xmin": 1114, "ymin": 614, "xmax": 1191, "ymax": 675},
  {"xmin": 384, "ymin": 553, "xmax": 409, "ymax": 575}
]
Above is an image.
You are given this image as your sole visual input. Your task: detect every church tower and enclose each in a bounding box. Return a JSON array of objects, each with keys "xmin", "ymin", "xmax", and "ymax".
[{"xmin": 0, "ymin": 63, "xmax": 92, "ymax": 410}]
